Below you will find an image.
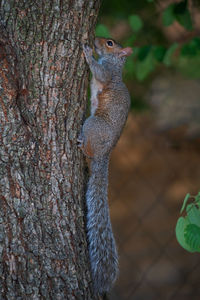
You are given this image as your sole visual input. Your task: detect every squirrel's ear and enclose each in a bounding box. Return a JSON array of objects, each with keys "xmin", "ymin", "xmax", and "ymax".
[{"xmin": 119, "ymin": 47, "xmax": 133, "ymax": 58}]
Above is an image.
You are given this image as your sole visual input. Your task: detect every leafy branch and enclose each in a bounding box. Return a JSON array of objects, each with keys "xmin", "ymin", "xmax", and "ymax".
[{"xmin": 176, "ymin": 192, "xmax": 200, "ymax": 253}]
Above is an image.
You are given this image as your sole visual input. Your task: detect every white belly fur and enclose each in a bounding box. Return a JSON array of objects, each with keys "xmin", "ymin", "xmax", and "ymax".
[{"xmin": 90, "ymin": 77, "xmax": 103, "ymax": 115}]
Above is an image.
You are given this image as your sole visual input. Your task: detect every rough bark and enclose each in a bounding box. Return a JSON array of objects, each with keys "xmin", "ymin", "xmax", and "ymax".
[{"xmin": 0, "ymin": 0, "xmax": 101, "ymax": 299}]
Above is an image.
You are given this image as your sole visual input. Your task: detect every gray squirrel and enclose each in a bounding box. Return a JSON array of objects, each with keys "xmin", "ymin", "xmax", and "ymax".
[{"xmin": 78, "ymin": 37, "xmax": 132, "ymax": 296}]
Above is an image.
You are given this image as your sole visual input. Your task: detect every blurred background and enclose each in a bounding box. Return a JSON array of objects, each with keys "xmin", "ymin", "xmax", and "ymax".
[{"xmin": 96, "ymin": 0, "xmax": 200, "ymax": 299}]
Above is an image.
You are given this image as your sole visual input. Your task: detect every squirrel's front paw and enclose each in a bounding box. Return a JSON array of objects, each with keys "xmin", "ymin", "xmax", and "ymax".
[
  {"xmin": 77, "ymin": 136, "xmax": 83, "ymax": 148},
  {"xmin": 82, "ymin": 44, "xmax": 93, "ymax": 60}
]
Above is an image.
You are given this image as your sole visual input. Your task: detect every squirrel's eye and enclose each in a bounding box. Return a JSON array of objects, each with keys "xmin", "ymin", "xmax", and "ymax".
[{"xmin": 106, "ymin": 40, "xmax": 113, "ymax": 47}]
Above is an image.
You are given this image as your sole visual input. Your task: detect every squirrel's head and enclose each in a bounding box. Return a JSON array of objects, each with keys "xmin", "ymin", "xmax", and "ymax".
[{"xmin": 94, "ymin": 37, "xmax": 133, "ymax": 61}]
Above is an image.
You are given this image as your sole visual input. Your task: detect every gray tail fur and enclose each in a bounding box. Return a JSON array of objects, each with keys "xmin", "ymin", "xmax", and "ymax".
[{"xmin": 86, "ymin": 155, "xmax": 118, "ymax": 295}]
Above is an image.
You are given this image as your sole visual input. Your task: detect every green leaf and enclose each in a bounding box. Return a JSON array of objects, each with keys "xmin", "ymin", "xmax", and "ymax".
[
  {"xmin": 175, "ymin": 10, "xmax": 193, "ymax": 31},
  {"xmin": 153, "ymin": 46, "xmax": 167, "ymax": 62},
  {"xmin": 175, "ymin": 217, "xmax": 195, "ymax": 252},
  {"xmin": 195, "ymin": 192, "xmax": 200, "ymax": 209},
  {"xmin": 95, "ymin": 24, "xmax": 110, "ymax": 38},
  {"xmin": 163, "ymin": 43, "xmax": 178, "ymax": 66},
  {"xmin": 173, "ymin": 0, "xmax": 193, "ymax": 31},
  {"xmin": 180, "ymin": 193, "xmax": 191, "ymax": 214},
  {"xmin": 162, "ymin": 4, "xmax": 175, "ymax": 26},
  {"xmin": 138, "ymin": 45, "xmax": 152, "ymax": 61},
  {"xmin": 129, "ymin": 15, "xmax": 143, "ymax": 32},
  {"xmin": 184, "ymin": 224, "xmax": 200, "ymax": 252},
  {"xmin": 181, "ymin": 43, "xmax": 198, "ymax": 56},
  {"xmin": 193, "ymin": 37, "xmax": 200, "ymax": 48},
  {"xmin": 186, "ymin": 205, "xmax": 200, "ymax": 226},
  {"xmin": 135, "ymin": 51, "xmax": 156, "ymax": 81}
]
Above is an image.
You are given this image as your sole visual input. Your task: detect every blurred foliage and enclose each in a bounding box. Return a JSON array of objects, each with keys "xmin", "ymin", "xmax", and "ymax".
[
  {"xmin": 95, "ymin": 0, "xmax": 200, "ymax": 247},
  {"xmin": 176, "ymin": 193, "xmax": 200, "ymax": 253},
  {"xmin": 162, "ymin": 0, "xmax": 193, "ymax": 30},
  {"xmin": 95, "ymin": 24, "xmax": 110, "ymax": 38},
  {"xmin": 95, "ymin": 0, "xmax": 200, "ymax": 110}
]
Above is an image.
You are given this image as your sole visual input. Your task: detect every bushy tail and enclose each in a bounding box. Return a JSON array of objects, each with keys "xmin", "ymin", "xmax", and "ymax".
[{"xmin": 86, "ymin": 155, "xmax": 118, "ymax": 295}]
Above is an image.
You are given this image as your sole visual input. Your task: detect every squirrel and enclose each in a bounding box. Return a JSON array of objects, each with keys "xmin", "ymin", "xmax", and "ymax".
[{"xmin": 78, "ymin": 37, "xmax": 132, "ymax": 296}]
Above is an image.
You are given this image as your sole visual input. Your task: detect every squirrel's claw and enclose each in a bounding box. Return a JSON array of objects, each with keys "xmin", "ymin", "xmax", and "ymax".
[
  {"xmin": 82, "ymin": 44, "xmax": 93, "ymax": 58},
  {"xmin": 77, "ymin": 137, "xmax": 83, "ymax": 148}
]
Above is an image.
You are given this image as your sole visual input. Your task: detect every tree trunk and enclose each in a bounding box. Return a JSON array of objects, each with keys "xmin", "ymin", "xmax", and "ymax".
[{"xmin": 0, "ymin": 1, "xmax": 101, "ymax": 299}]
